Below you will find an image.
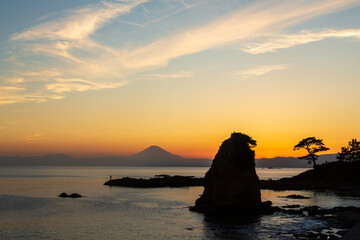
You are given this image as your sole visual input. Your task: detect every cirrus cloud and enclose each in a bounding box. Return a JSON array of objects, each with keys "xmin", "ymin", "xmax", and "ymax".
[
  {"xmin": 2, "ymin": 0, "xmax": 360, "ymax": 105},
  {"xmin": 236, "ymin": 64, "xmax": 290, "ymax": 79},
  {"xmin": 243, "ymin": 29, "xmax": 360, "ymax": 54}
]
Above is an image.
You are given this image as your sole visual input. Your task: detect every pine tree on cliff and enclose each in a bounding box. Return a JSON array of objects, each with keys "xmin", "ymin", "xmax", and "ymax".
[
  {"xmin": 336, "ymin": 139, "xmax": 360, "ymax": 162},
  {"xmin": 293, "ymin": 137, "xmax": 329, "ymax": 168}
]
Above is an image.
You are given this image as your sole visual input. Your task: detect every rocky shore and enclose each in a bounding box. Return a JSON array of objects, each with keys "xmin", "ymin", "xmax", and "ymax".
[
  {"xmin": 276, "ymin": 205, "xmax": 360, "ymax": 239},
  {"xmin": 105, "ymin": 161, "xmax": 360, "ymax": 193},
  {"xmin": 104, "ymin": 174, "xmax": 203, "ymax": 188},
  {"xmin": 260, "ymin": 161, "xmax": 360, "ymax": 194}
]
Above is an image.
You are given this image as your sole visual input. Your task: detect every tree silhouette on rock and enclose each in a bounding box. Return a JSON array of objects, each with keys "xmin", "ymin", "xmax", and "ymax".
[
  {"xmin": 336, "ymin": 139, "xmax": 360, "ymax": 162},
  {"xmin": 293, "ymin": 137, "xmax": 329, "ymax": 168}
]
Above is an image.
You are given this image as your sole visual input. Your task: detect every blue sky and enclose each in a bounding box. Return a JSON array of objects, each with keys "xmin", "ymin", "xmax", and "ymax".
[{"xmin": 1, "ymin": 0, "xmax": 360, "ymax": 104}]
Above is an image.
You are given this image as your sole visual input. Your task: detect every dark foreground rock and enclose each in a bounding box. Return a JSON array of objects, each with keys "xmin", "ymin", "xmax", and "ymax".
[
  {"xmin": 58, "ymin": 192, "xmax": 83, "ymax": 198},
  {"xmin": 343, "ymin": 222, "xmax": 360, "ymax": 240},
  {"xmin": 280, "ymin": 206, "xmax": 360, "ymax": 239},
  {"xmin": 104, "ymin": 175, "xmax": 204, "ymax": 188},
  {"xmin": 260, "ymin": 161, "xmax": 360, "ymax": 193},
  {"xmin": 190, "ymin": 132, "xmax": 277, "ymax": 215}
]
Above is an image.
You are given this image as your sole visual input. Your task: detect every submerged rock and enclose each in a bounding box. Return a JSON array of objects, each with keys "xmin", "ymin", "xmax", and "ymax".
[{"xmin": 190, "ymin": 132, "xmax": 273, "ymax": 215}]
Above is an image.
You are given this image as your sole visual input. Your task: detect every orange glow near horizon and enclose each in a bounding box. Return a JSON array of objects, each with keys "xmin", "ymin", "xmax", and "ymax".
[
  {"xmin": 0, "ymin": 129, "xmax": 348, "ymax": 159},
  {"xmin": 0, "ymin": 0, "xmax": 360, "ymax": 161}
]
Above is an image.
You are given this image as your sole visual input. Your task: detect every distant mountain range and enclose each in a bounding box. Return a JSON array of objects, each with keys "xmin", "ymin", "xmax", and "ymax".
[
  {"xmin": 0, "ymin": 146, "xmax": 211, "ymax": 167},
  {"xmin": 255, "ymin": 154, "xmax": 337, "ymax": 168},
  {"xmin": 0, "ymin": 146, "xmax": 337, "ymax": 168}
]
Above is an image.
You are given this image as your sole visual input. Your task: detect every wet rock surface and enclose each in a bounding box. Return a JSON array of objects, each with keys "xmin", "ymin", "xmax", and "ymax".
[{"xmin": 279, "ymin": 205, "xmax": 360, "ymax": 239}]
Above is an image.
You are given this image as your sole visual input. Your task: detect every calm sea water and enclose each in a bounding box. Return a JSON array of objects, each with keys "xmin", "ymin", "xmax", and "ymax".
[{"xmin": 0, "ymin": 166, "xmax": 359, "ymax": 240}]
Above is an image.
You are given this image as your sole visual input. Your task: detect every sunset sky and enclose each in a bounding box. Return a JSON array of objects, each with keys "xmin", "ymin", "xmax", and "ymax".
[{"xmin": 0, "ymin": 0, "xmax": 359, "ymax": 159}]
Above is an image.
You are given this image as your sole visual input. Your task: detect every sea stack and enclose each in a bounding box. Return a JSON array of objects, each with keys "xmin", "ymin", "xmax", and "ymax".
[{"xmin": 190, "ymin": 132, "xmax": 264, "ymax": 215}]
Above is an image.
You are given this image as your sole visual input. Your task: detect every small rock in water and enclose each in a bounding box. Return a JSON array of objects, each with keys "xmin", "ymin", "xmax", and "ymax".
[
  {"xmin": 58, "ymin": 192, "xmax": 68, "ymax": 198},
  {"xmin": 68, "ymin": 193, "xmax": 82, "ymax": 198},
  {"xmin": 58, "ymin": 192, "xmax": 83, "ymax": 198}
]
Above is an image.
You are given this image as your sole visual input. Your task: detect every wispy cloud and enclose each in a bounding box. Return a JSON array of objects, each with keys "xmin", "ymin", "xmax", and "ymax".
[
  {"xmin": 119, "ymin": 1, "xmax": 200, "ymax": 29},
  {"xmin": 122, "ymin": 0, "xmax": 360, "ymax": 69},
  {"xmin": 46, "ymin": 78, "xmax": 128, "ymax": 94},
  {"xmin": 243, "ymin": 29, "xmax": 360, "ymax": 54},
  {"xmin": 2, "ymin": 0, "xmax": 360, "ymax": 105},
  {"xmin": 0, "ymin": 86, "xmax": 63, "ymax": 105},
  {"xmin": 5, "ymin": 78, "xmax": 25, "ymax": 84},
  {"xmin": 11, "ymin": 0, "xmax": 146, "ymax": 41},
  {"xmin": 133, "ymin": 71, "xmax": 194, "ymax": 81},
  {"xmin": 236, "ymin": 64, "xmax": 289, "ymax": 79},
  {"xmin": 0, "ymin": 86, "xmax": 26, "ymax": 92},
  {"xmin": 3, "ymin": 0, "xmax": 146, "ymax": 104},
  {"xmin": 17, "ymin": 133, "xmax": 45, "ymax": 143}
]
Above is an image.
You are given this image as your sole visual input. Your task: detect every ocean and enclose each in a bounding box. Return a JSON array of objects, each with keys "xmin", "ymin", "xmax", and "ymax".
[{"xmin": 0, "ymin": 166, "xmax": 359, "ymax": 239}]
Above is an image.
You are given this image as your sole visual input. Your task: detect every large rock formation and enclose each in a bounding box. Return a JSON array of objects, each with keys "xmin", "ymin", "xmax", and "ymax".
[{"xmin": 190, "ymin": 132, "xmax": 269, "ymax": 215}]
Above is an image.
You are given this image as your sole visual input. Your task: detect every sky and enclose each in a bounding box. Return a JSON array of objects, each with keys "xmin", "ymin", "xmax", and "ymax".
[{"xmin": 0, "ymin": 0, "xmax": 359, "ymax": 159}]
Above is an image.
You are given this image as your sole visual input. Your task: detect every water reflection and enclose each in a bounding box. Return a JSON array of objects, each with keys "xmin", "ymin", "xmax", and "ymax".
[
  {"xmin": 261, "ymin": 189, "xmax": 360, "ymax": 208},
  {"xmin": 202, "ymin": 214, "xmax": 260, "ymax": 239},
  {"xmin": 0, "ymin": 166, "xmax": 307, "ymax": 180},
  {"xmin": 0, "ymin": 166, "xmax": 358, "ymax": 239},
  {"xmin": 201, "ymin": 210, "xmax": 327, "ymax": 240}
]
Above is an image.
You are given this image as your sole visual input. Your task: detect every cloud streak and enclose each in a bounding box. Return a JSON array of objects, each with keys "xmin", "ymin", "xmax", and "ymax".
[
  {"xmin": 122, "ymin": 0, "xmax": 360, "ymax": 69},
  {"xmin": 243, "ymin": 29, "xmax": 360, "ymax": 54},
  {"xmin": 3, "ymin": 0, "xmax": 360, "ymax": 105},
  {"xmin": 11, "ymin": 0, "xmax": 146, "ymax": 41},
  {"xmin": 0, "ymin": 85, "xmax": 63, "ymax": 105},
  {"xmin": 46, "ymin": 78, "xmax": 127, "ymax": 94},
  {"xmin": 133, "ymin": 71, "xmax": 194, "ymax": 81},
  {"xmin": 17, "ymin": 133, "xmax": 45, "ymax": 143},
  {"xmin": 236, "ymin": 64, "xmax": 289, "ymax": 79}
]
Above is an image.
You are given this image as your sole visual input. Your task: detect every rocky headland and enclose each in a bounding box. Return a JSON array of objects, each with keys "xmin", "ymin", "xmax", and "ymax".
[
  {"xmin": 102, "ymin": 133, "xmax": 360, "ymax": 238},
  {"xmin": 260, "ymin": 160, "xmax": 360, "ymax": 193},
  {"xmin": 104, "ymin": 160, "xmax": 360, "ymax": 195}
]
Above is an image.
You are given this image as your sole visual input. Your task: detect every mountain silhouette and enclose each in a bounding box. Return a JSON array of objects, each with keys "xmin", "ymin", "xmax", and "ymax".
[
  {"xmin": 255, "ymin": 154, "xmax": 337, "ymax": 168},
  {"xmin": 130, "ymin": 145, "xmax": 184, "ymax": 161},
  {"xmin": 0, "ymin": 146, "xmax": 210, "ymax": 166},
  {"xmin": 127, "ymin": 145, "xmax": 200, "ymax": 166},
  {"xmin": 0, "ymin": 148, "xmax": 336, "ymax": 167}
]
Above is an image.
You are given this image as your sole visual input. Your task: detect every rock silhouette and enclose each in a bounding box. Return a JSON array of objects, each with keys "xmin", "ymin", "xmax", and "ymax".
[
  {"xmin": 190, "ymin": 132, "xmax": 271, "ymax": 215},
  {"xmin": 58, "ymin": 192, "xmax": 83, "ymax": 198},
  {"xmin": 260, "ymin": 160, "xmax": 360, "ymax": 192},
  {"xmin": 104, "ymin": 175, "xmax": 204, "ymax": 188}
]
